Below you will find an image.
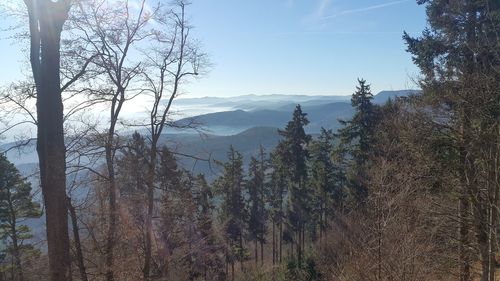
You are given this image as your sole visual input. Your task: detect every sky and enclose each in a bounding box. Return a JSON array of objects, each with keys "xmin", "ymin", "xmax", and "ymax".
[
  {"xmin": 185, "ymin": 0, "xmax": 427, "ymax": 97},
  {"xmin": 0, "ymin": 0, "xmax": 427, "ymax": 98}
]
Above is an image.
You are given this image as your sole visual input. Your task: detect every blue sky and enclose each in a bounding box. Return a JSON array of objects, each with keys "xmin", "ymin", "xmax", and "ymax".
[
  {"xmin": 0, "ymin": 0, "xmax": 427, "ymax": 97},
  {"xmin": 185, "ymin": 0, "xmax": 426, "ymax": 97}
]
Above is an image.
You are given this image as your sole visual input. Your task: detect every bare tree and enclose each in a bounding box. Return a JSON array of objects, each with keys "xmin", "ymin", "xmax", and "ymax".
[
  {"xmin": 71, "ymin": 1, "xmax": 157, "ymax": 279},
  {"xmin": 140, "ymin": 1, "xmax": 207, "ymax": 278}
]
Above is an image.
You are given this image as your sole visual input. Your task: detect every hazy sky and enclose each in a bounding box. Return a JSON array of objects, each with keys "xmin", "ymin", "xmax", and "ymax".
[{"xmin": 0, "ymin": 0, "xmax": 427, "ymax": 98}]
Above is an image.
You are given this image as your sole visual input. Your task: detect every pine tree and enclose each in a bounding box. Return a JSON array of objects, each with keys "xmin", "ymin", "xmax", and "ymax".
[
  {"xmin": 337, "ymin": 79, "xmax": 378, "ymax": 205},
  {"xmin": 278, "ymin": 104, "xmax": 311, "ymax": 266},
  {"xmin": 0, "ymin": 154, "xmax": 42, "ymax": 281},
  {"xmin": 246, "ymin": 156, "xmax": 260, "ymax": 266},
  {"xmin": 156, "ymin": 146, "xmax": 183, "ymax": 193},
  {"xmin": 245, "ymin": 146, "xmax": 268, "ymax": 266},
  {"xmin": 196, "ymin": 174, "xmax": 215, "ymax": 243},
  {"xmin": 194, "ymin": 174, "xmax": 225, "ymax": 280},
  {"xmin": 404, "ymin": 1, "xmax": 500, "ymax": 280},
  {"xmin": 269, "ymin": 146, "xmax": 288, "ymax": 265},
  {"xmin": 256, "ymin": 145, "xmax": 268, "ymax": 266},
  {"xmin": 214, "ymin": 146, "xmax": 247, "ymax": 279},
  {"xmin": 117, "ymin": 132, "xmax": 149, "ymax": 206},
  {"xmin": 308, "ymin": 128, "xmax": 340, "ymax": 242},
  {"xmin": 156, "ymin": 146, "xmax": 189, "ymax": 278}
]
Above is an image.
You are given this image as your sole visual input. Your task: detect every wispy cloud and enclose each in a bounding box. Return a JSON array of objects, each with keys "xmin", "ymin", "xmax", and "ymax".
[
  {"xmin": 317, "ymin": 0, "xmax": 333, "ymax": 17},
  {"xmin": 323, "ymin": 0, "xmax": 411, "ymax": 19}
]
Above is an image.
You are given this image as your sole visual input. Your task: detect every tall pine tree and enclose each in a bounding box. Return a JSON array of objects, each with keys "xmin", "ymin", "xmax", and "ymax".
[
  {"xmin": 245, "ymin": 146, "xmax": 268, "ymax": 266},
  {"xmin": 269, "ymin": 146, "xmax": 288, "ymax": 265},
  {"xmin": 337, "ymin": 79, "xmax": 378, "ymax": 206},
  {"xmin": 404, "ymin": 1, "xmax": 500, "ymax": 280},
  {"xmin": 214, "ymin": 146, "xmax": 247, "ymax": 279},
  {"xmin": 278, "ymin": 105, "xmax": 311, "ymax": 266},
  {"xmin": 308, "ymin": 128, "xmax": 341, "ymax": 242}
]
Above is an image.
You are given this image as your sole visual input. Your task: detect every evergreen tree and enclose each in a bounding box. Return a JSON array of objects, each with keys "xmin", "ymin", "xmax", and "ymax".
[
  {"xmin": 195, "ymin": 174, "xmax": 225, "ymax": 280},
  {"xmin": 269, "ymin": 146, "xmax": 288, "ymax": 265},
  {"xmin": 337, "ymin": 79, "xmax": 378, "ymax": 205},
  {"xmin": 157, "ymin": 146, "xmax": 191, "ymax": 278},
  {"xmin": 156, "ymin": 146, "xmax": 183, "ymax": 193},
  {"xmin": 404, "ymin": 1, "xmax": 500, "ymax": 280},
  {"xmin": 308, "ymin": 128, "xmax": 340, "ymax": 242},
  {"xmin": 245, "ymin": 146, "xmax": 267, "ymax": 266},
  {"xmin": 117, "ymin": 132, "xmax": 149, "ymax": 209},
  {"xmin": 214, "ymin": 146, "xmax": 247, "ymax": 278},
  {"xmin": 193, "ymin": 174, "xmax": 225, "ymax": 280},
  {"xmin": 0, "ymin": 154, "xmax": 42, "ymax": 281},
  {"xmin": 196, "ymin": 174, "xmax": 215, "ymax": 243},
  {"xmin": 278, "ymin": 104, "xmax": 312, "ymax": 266}
]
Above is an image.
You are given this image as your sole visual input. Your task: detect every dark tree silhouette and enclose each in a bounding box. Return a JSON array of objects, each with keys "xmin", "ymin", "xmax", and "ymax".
[{"xmin": 23, "ymin": 1, "xmax": 72, "ymax": 280}]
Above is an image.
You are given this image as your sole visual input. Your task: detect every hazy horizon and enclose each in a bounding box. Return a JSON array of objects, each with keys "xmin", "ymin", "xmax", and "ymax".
[{"xmin": 0, "ymin": 0, "xmax": 426, "ymax": 98}]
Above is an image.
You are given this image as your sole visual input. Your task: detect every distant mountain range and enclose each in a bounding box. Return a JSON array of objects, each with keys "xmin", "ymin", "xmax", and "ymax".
[
  {"xmin": 158, "ymin": 127, "xmax": 282, "ymax": 179},
  {"xmin": 3, "ymin": 89, "xmax": 420, "ymax": 176},
  {"xmin": 174, "ymin": 90, "xmax": 419, "ymax": 135}
]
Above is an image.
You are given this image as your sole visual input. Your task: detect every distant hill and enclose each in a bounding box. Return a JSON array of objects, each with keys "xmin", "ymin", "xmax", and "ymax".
[
  {"xmin": 3, "ymin": 89, "xmax": 419, "ymax": 177},
  {"xmin": 372, "ymin": 90, "xmax": 421, "ymax": 104},
  {"xmin": 175, "ymin": 102, "xmax": 353, "ymax": 134},
  {"xmin": 159, "ymin": 126, "xmax": 282, "ymax": 179},
  {"xmin": 174, "ymin": 90, "xmax": 417, "ymax": 135},
  {"xmin": 174, "ymin": 94, "xmax": 349, "ymax": 113}
]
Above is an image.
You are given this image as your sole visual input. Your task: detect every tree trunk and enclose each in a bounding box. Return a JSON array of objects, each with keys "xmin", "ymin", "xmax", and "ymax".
[
  {"xmin": 459, "ymin": 191, "xmax": 472, "ymax": 281},
  {"xmin": 272, "ymin": 222, "xmax": 276, "ymax": 265},
  {"xmin": 472, "ymin": 198, "xmax": 489, "ymax": 281},
  {"xmin": 487, "ymin": 124, "xmax": 499, "ymax": 281},
  {"xmin": 302, "ymin": 222, "xmax": 306, "ymax": 258},
  {"xmin": 7, "ymin": 186, "xmax": 24, "ymax": 281},
  {"xmin": 143, "ymin": 145, "xmax": 157, "ymax": 280},
  {"xmin": 68, "ymin": 198, "xmax": 89, "ymax": 281},
  {"xmin": 231, "ymin": 261, "xmax": 235, "ymax": 281},
  {"xmin": 319, "ymin": 205, "xmax": 323, "ymax": 244},
  {"xmin": 240, "ymin": 233, "xmax": 244, "ymax": 272},
  {"xmin": 279, "ymin": 222, "xmax": 283, "ymax": 264},
  {"xmin": 255, "ymin": 240, "xmax": 258, "ymax": 266},
  {"xmin": 297, "ymin": 223, "xmax": 302, "ymax": 266},
  {"xmin": 11, "ymin": 226, "xmax": 23, "ymax": 281},
  {"xmin": 24, "ymin": 2, "xmax": 72, "ymax": 281},
  {"xmin": 261, "ymin": 239, "xmax": 264, "ymax": 266},
  {"xmin": 105, "ymin": 141, "xmax": 117, "ymax": 281},
  {"xmin": 103, "ymin": 86, "xmax": 127, "ymax": 281}
]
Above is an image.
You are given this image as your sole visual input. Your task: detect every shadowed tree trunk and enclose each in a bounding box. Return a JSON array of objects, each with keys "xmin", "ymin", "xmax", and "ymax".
[
  {"xmin": 68, "ymin": 198, "xmax": 89, "ymax": 281},
  {"xmin": 23, "ymin": 1, "xmax": 72, "ymax": 281},
  {"xmin": 458, "ymin": 191, "xmax": 471, "ymax": 281}
]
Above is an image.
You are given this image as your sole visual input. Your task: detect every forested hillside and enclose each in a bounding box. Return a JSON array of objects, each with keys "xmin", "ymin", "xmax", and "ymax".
[{"xmin": 0, "ymin": 1, "xmax": 498, "ymax": 281}]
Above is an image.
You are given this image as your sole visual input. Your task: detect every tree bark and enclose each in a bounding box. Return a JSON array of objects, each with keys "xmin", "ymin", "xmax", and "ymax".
[
  {"xmin": 279, "ymin": 222, "xmax": 283, "ymax": 264},
  {"xmin": 458, "ymin": 192, "xmax": 471, "ymax": 281},
  {"xmin": 231, "ymin": 261, "xmax": 235, "ymax": 281},
  {"xmin": 105, "ymin": 140, "xmax": 117, "ymax": 281},
  {"xmin": 272, "ymin": 222, "xmax": 276, "ymax": 265},
  {"xmin": 24, "ymin": 1, "xmax": 72, "ymax": 281},
  {"xmin": 255, "ymin": 240, "xmax": 258, "ymax": 266},
  {"xmin": 104, "ymin": 88, "xmax": 126, "ymax": 281},
  {"xmin": 143, "ymin": 144, "xmax": 157, "ymax": 280},
  {"xmin": 68, "ymin": 198, "xmax": 89, "ymax": 281},
  {"xmin": 261, "ymin": 238, "xmax": 264, "ymax": 266}
]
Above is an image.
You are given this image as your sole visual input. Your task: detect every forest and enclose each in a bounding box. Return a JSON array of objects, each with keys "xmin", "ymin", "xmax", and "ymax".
[{"xmin": 0, "ymin": 0, "xmax": 499, "ymax": 281}]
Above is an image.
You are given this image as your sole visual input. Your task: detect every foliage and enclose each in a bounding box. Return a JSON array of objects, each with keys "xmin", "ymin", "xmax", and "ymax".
[{"xmin": 0, "ymin": 153, "xmax": 41, "ymax": 280}]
